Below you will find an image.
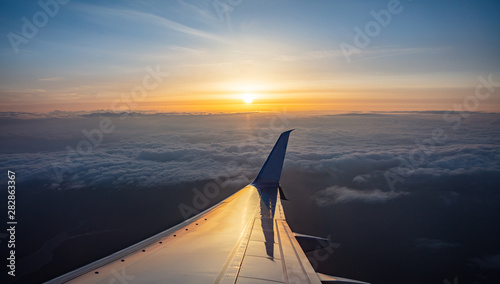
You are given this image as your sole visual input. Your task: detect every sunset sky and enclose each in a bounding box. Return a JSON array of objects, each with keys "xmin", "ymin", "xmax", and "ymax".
[
  {"xmin": 2, "ymin": 2, "xmax": 500, "ymax": 283},
  {"xmin": 1, "ymin": 0, "xmax": 499, "ymax": 113}
]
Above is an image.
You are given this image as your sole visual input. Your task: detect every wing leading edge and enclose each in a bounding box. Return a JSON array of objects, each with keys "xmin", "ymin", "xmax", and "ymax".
[{"xmin": 46, "ymin": 130, "xmax": 369, "ymax": 284}]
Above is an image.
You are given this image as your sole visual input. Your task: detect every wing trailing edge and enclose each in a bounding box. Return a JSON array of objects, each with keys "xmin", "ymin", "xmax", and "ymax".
[{"xmin": 317, "ymin": 272, "xmax": 371, "ymax": 284}]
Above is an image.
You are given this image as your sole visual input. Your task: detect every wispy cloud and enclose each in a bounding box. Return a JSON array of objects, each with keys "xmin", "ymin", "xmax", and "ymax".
[
  {"xmin": 415, "ymin": 238, "xmax": 460, "ymax": 250},
  {"xmin": 313, "ymin": 186, "xmax": 408, "ymax": 206},
  {"xmin": 168, "ymin": 45, "xmax": 207, "ymax": 55},
  {"xmin": 273, "ymin": 49, "xmax": 345, "ymax": 62},
  {"xmin": 72, "ymin": 3, "xmax": 228, "ymax": 43},
  {"xmin": 273, "ymin": 47, "xmax": 430, "ymax": 63},
  {"xmin": 176, "ymin": 0, "xmax": 219, "ymax": 24},
  {"xmin": 38, "ymin": 77, "xmax": 65, "ymax": 82},
  {"xmin": 349, "ymin": 46, "xmax": 436, "ymax": 63}
]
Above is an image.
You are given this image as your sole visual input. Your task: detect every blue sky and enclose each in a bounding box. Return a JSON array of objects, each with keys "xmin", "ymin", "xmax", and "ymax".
[{"xmin": 1, "ymin": 0, "xmax": 499, "ymax": 112}]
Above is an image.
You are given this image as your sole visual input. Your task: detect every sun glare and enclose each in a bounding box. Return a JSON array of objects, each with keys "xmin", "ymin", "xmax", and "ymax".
[{"xmin": 242, "ymin": 93, "xmax": 255, "ymax": 104}]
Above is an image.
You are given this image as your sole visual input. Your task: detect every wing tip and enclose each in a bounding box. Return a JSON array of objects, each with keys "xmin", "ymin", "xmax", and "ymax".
[{"xmin": 252, "ymin": 130, "xmax": 294, "ymax": 185}]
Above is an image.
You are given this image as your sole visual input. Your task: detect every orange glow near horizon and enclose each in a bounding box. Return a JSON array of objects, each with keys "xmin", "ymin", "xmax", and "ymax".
[
  {"xmin": 2, "ymin": 1, "xmax": 499, "ymax": 116},
  {"xmin": 2, "ymin": 84, "xmax": 500, "ymax": 114},
  {"xmin": 4, "ymin": 94, "xmax": 500, "ymax": 114}
]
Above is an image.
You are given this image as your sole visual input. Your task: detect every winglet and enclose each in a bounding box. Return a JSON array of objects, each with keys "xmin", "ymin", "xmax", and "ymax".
[{"xmin": 252, "ymin": 130, "xmax": 293, "ymax": 185}]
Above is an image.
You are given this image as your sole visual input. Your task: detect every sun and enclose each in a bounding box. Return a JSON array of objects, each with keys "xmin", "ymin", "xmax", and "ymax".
[{"xmin": 242, "ymin": 93, "xmax": 255, "ymax": 104}]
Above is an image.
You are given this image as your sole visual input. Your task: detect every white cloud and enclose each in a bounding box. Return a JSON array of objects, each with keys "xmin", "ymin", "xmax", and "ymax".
[
  {"xmin": 38, "ymin": 77, "xmax": 64, "ymax": 82},
  {"xmin": 415, "ymin": 238, "xmax": 460, "ymax": 250},
  {"xmin": 353, "ymin": 174, "xmax": 369, "ymax": 184},
  {"xmin": 1, "ymin": 112, "xmax": 499, "ymax": 195},
  {"xmin": 313, "ymin": 186, "xmax": 408, "ymax": 206},
  {"xmin": 471, "ymin": 254, "xmax": 500, "ymax": 269}
]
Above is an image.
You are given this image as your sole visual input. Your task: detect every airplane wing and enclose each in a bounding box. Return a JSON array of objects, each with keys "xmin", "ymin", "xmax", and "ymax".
[{"xmin": 46, "ymin": 130, "xmax": 368, "ymax": 284}]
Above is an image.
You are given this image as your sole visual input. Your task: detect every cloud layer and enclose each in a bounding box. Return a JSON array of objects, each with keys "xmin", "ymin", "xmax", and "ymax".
[{"xmin": 1, "ymin": 111, "xmax": 499, "ymax": 283}]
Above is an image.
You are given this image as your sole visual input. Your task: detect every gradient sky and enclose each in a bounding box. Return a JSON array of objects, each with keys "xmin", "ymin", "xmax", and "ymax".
[{"xmin": 1, "ymin": 0, "xmax": 500, "ymax": 113}]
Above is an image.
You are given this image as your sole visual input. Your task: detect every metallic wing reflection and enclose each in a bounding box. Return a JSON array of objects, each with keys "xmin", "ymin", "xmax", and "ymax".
[{"xmin": 47, "ymin": 130, "xmax": 369, "ymax": 284}]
